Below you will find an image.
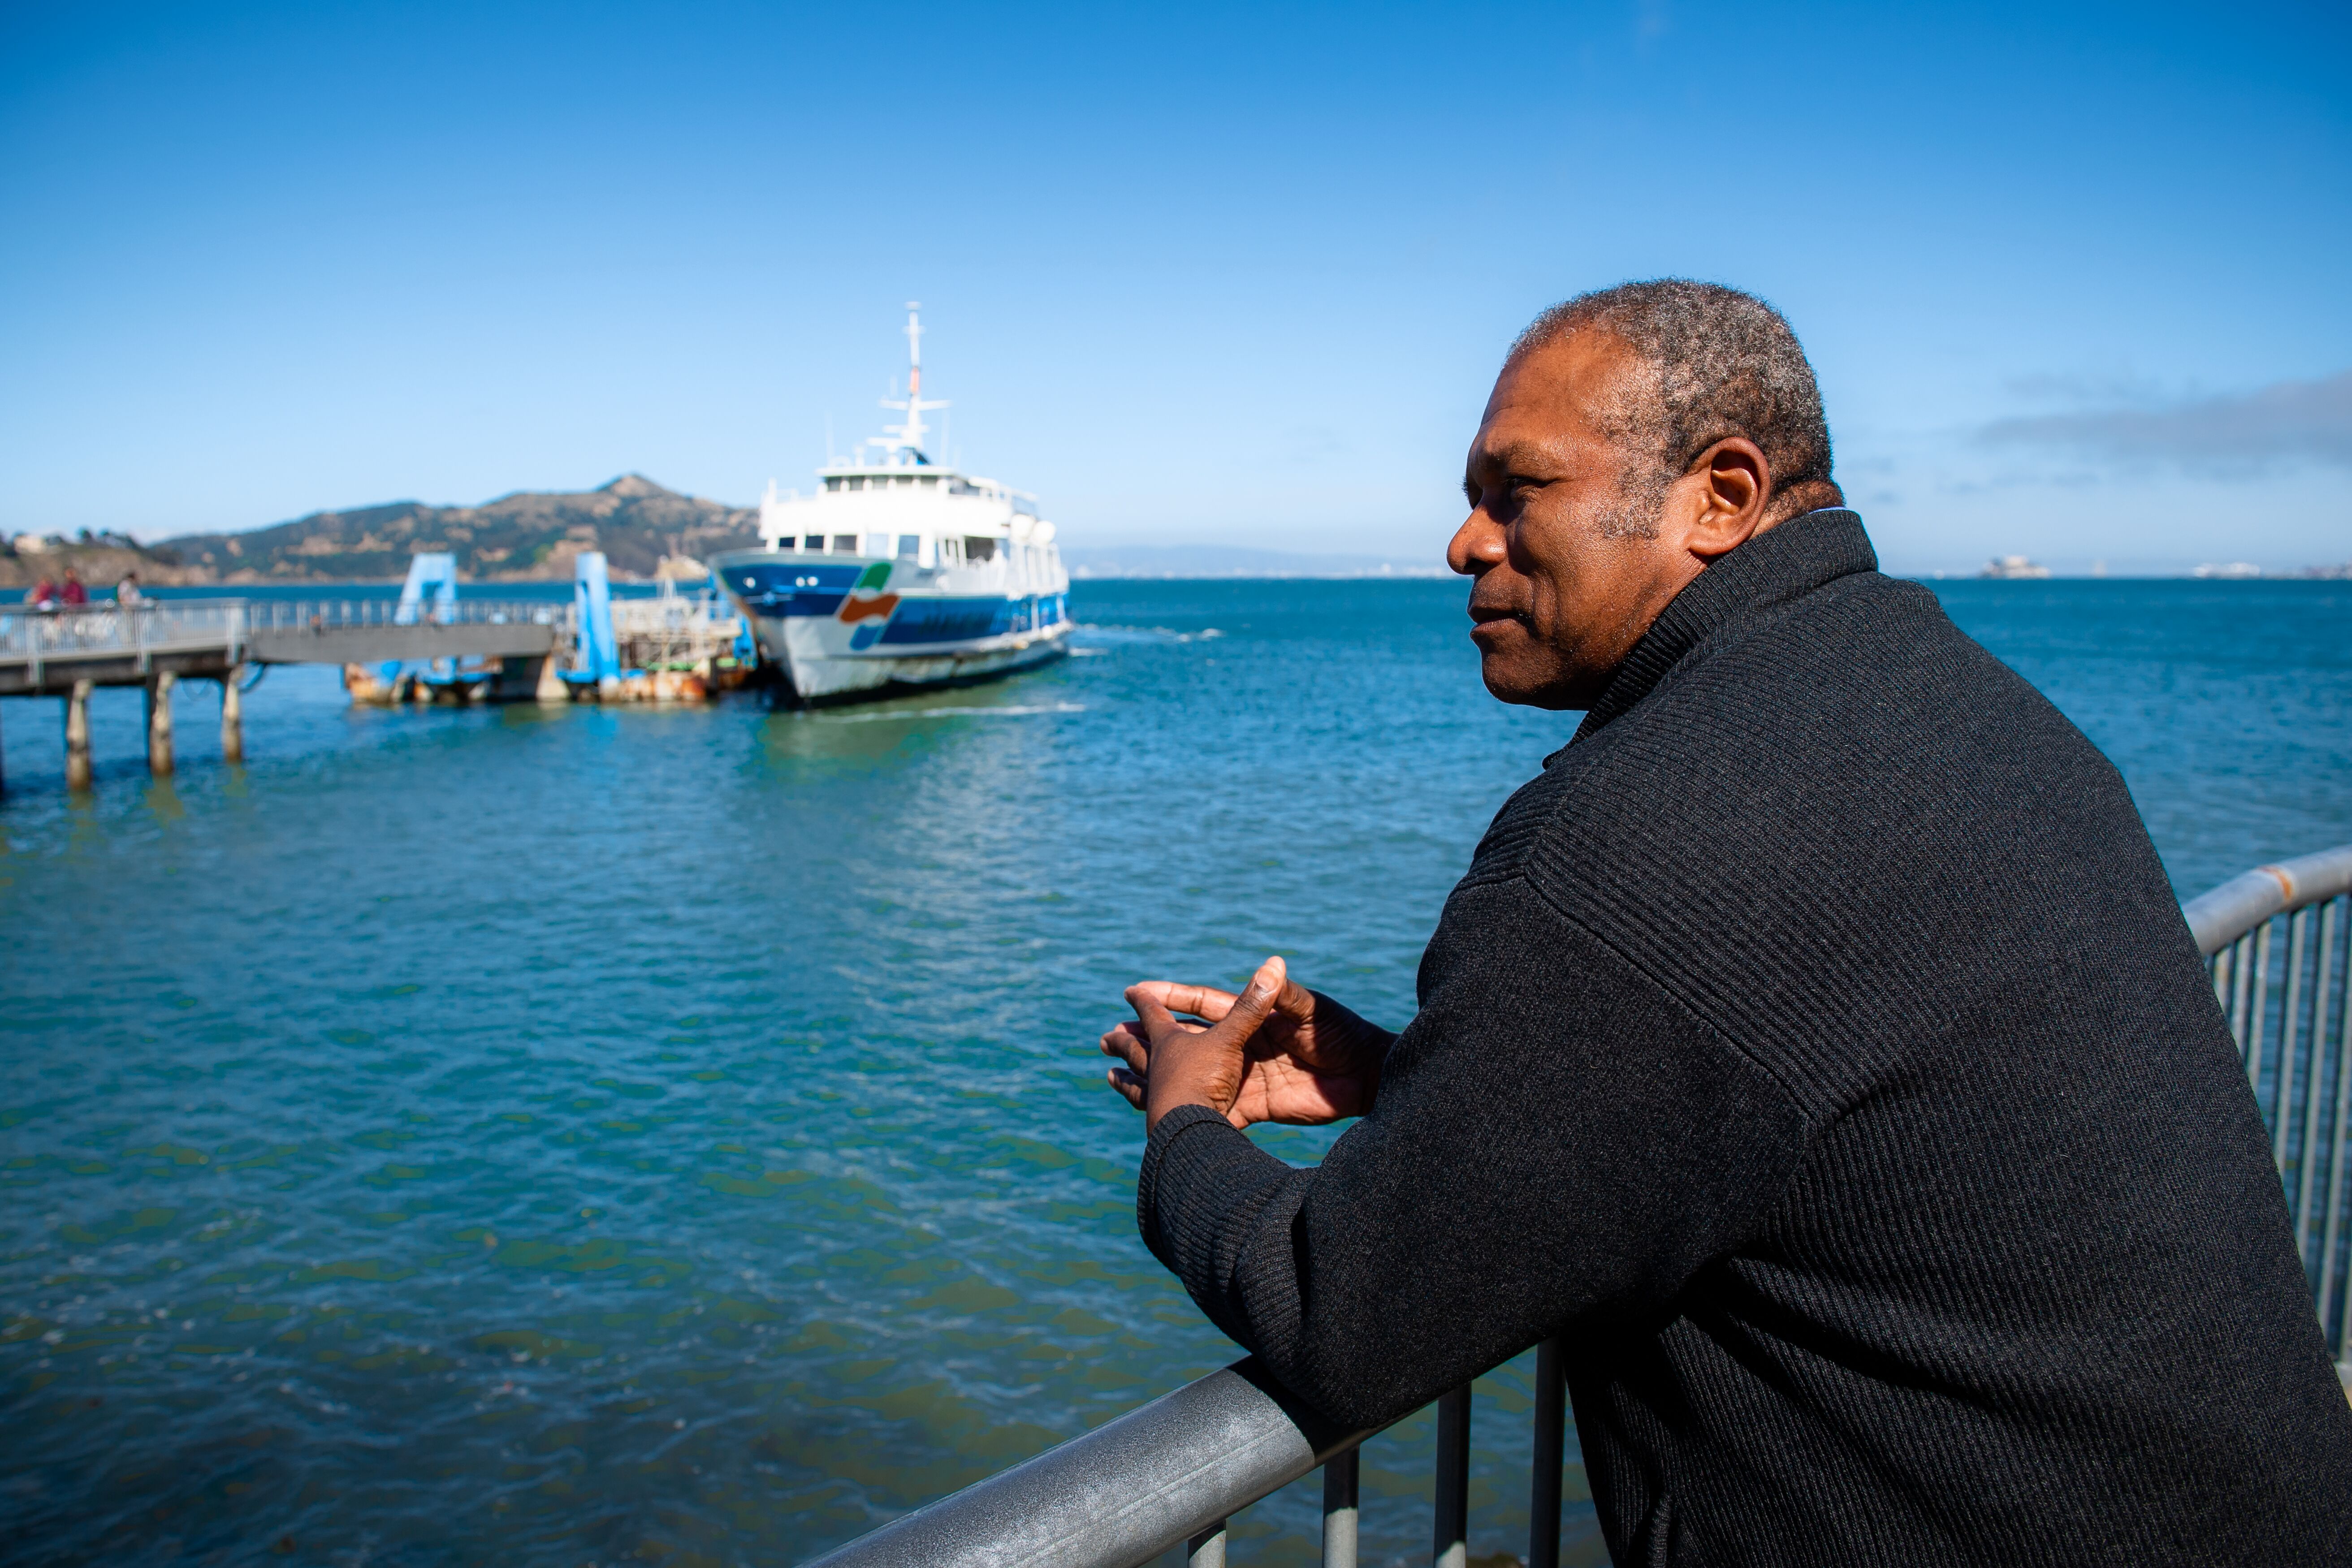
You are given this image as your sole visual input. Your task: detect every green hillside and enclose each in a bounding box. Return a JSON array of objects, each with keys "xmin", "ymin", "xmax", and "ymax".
[{"xmin": 156, "ymin": 474, "xmax": 757, "ymax": 583}]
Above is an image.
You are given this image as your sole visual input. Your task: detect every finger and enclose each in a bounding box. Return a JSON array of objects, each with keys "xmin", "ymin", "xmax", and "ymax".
[
  {"xmin": 1205, "ymin": 957, "xmax": 1287, "ymax": 1043},
  {"xmin": 1124, "ymin": 987, "xmax": 1188, "ymax": 1045},
  {"xmin": 1274, "ymin": 974, "xmax": 1318, "ymax": 1022},
  {"xmin": 1098, "ymin": 1024, "xmax": 1150, "ymax": 1073},
  {"xmin": 1127, "ymin": 981, "xmax": 1239, "ymax": 1024},
  {"xmin": 1106, "ymin": 1067, "xmax": 1146, "ymax": 1110}
]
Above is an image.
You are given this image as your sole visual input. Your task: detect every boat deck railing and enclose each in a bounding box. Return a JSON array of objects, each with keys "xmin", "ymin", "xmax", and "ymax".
[{"xmin": 804, "ymin": 844, "xmax": 2352, "ymax": 1568}]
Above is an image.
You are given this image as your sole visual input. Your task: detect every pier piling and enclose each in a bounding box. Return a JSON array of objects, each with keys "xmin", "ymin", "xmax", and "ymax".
[
  {"xmin": 221, "ymin": 669, "xmax": 245, "ymax": 765},
  {"xmin": 146, "ymin": 671, "xmax": 176, "ymax": 777},
  {"xmin": 65, "ymin": 679, "xmax": 94, "ymax": 792}
]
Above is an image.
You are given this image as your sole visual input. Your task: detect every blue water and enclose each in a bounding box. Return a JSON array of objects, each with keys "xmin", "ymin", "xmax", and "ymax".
[{"xmin": 0, "ymin": 578, "xmax": 2346, "ymax": 1567}]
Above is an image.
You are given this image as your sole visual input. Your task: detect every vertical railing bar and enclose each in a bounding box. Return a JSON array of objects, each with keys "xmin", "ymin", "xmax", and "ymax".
[
  {"xmin": 2232, "ymin": 929, "xmax": 2257, "ymax": 1058},
  {"xmin": 1433, "ymin": 1383, "xmax": 1470, "ymax": 1568},
  {"xmin": 2324, "ymin": 895, "xmax": 2352, "ymax": 1361},
  {"xmin": 2277, "ymin": 908, "xmax": 2312, "ymax": 1171},
  {"xmin": 1323, "ymin": 1447, "xmax": 1359, "ymax": 1568},
  {"xmin": 1529, "ymin": 1337, "xmax": 1566, "ymax": 1568},
  {"xmin": 2296, "ymin": 901, "xmax": 2339, "ymax": 1257},
  {"xmin": 2248, "ymin": 921, "xmax": 2276, "ymax": 1120},
  {"xmin": 2212, "ymin": 943, "xmax": 2233, "ymax": 1016}
]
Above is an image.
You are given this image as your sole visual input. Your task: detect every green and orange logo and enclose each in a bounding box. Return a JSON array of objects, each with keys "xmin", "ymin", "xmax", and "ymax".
[{"xmin": 839, "ymin": 562, "xmax": 899, "ymax": 624}]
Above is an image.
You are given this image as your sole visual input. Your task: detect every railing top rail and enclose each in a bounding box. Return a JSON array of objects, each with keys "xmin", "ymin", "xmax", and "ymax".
[
  {"xmin": 2182, "ymin": 845, "xmax": 2352, "ymax": 956},
  {"xmin": 807, "ymin": 1357, "xmax": 1374, "ymax": 1568}
]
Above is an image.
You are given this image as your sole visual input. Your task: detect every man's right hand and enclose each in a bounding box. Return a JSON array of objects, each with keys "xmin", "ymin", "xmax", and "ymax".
[{"xmin": 1100, "ymin": 969, "xmax": 1395, "ymax": 1131}]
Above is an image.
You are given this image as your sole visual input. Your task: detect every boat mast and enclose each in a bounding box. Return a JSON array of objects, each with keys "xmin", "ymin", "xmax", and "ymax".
[{"xmin": 878, "ymin": 302, "xmax": 948, "ymax": 465}]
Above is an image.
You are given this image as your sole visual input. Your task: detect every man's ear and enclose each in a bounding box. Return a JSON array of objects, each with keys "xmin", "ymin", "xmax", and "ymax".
[{"xmin": 1688, "ymin": 439, "xmax": 1771, "ymax": 559}]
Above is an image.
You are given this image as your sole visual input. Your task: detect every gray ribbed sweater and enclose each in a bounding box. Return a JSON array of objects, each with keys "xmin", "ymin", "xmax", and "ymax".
[{"xmin": 1136, "ymin": 509, "xmax": 2352, "ymax": 1564}]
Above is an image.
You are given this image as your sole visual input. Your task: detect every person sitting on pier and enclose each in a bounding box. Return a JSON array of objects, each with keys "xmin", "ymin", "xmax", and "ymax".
[{"xmin": 1102, "ymin": 280, "xmax": 2351, "ymax": 1564}]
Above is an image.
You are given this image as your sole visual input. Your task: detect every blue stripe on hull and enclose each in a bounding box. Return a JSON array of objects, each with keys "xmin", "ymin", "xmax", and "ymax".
[{"xmin": 726, "ymin": 562, "xmax": 862, "ymax": 617}]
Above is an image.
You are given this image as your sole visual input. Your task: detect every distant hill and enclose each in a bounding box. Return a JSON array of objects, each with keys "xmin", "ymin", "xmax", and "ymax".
[{"xmin": 151, "ymin": 474, "xmax": 757, "ymax": 583}]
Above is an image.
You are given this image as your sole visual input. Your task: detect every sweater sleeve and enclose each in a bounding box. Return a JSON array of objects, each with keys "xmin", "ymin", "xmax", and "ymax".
[{"xmin": 1135, "ymin": 873, "xmax": 1808, "ymax": 1430}]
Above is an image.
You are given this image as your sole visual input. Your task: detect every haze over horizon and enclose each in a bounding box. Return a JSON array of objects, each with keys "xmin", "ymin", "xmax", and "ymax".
[{"xmin": 4, "ymin": 1, "xmax": 2346, "ymax": 576}]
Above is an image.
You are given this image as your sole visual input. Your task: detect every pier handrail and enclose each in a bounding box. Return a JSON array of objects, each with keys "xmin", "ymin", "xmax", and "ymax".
[
  {"xmin": 808, "ymin": 1343, "xmax": 1557, "ymax": 1568},
  {"xmin": 806, "ymin": 848, "xmax": 2352, "ymax": 1568},
  {"xmin": 2188, "ymin": 844, "xmax": 2352, "ymax": 1368},
  {"xmin": 2183, "ymin": 845, "xmax": 2352, "ymax": 955},
  {"xmin": 0, "ymin": 597, "xmax": 571, "ymax": 671},
  {"xmin": 809, "ymin": 1358, "xmax": 1382, "ymax": 1568}
]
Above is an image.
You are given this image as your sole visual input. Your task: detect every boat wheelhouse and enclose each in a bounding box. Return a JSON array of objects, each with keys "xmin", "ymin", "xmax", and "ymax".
[{"xmin": 713, "ymin": 306, "xmax": 1071, "ymax": 703}]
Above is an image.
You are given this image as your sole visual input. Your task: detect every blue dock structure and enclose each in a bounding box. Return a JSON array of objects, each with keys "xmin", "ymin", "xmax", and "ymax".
[
  {"xmin": 565, "ymin": 551, "xmax": 622, "ymax": 695},
  {"xmin": 556, "ymin": 551, "xmax": 750, "ymax": 703}
]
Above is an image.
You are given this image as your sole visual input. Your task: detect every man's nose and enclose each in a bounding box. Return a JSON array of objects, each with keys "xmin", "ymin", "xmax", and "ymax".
[{"xmin": 1446, "ymin": 510, "xmax": 1503, "ymax": 576}]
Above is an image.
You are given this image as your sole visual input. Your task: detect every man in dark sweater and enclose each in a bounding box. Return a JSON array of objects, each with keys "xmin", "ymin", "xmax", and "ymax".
[{"xmin": 1099, "ymin": 281, "xmax": 2352, "ymax": 1564}]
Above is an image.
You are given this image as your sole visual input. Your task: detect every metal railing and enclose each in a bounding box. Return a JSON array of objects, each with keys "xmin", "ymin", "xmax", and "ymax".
[
  {"xmin": 808, "ymin": 1345, "xmax": 1567, "ymax": 1568},
  {"xmin": 0, "ymin": 598, "xmax": 568, "ymax": 665},
  {"xmin": 805, "ymin": 847, "xmax": 2352, "ymax": 1568},
  {"xmin": 0, "ymin": 601, "xmax": 251, "ymax": 676},
  {"xmin": 238, "ymin": 598, "xmax": 566, "ymax": 632},
  {"xmin": 2183, "ymin": 844, "xmax": 2352, "ymax": 1358}
]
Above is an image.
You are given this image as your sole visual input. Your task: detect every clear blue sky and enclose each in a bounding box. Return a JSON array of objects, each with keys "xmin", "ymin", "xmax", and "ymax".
[{"xmin": 3, "ymin": 0, "xmax": 2346, "ymax": 573}]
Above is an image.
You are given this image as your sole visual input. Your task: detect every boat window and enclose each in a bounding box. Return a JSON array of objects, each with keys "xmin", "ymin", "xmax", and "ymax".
[
  {"xmin": 824, "ymin": 477, "xmax": 843, "ymax": 492},
  {"xmin": 896, "ymin": 475, "xmax": 914, "ymax": 488},
  {"xmin": 831, "ymin": 534, "xmax": 858, "ymax": 553},
  {"xmin": 848, "ymin": 476, "xmax": 867, "ymax": 491},
  {"xmin": 919, "ymin": 475, "xmax": 938, "ymax": 488},
  {"xmin": 865, "ymin": 532, "xmax": 891, "ymax": 557},
  {"xmin": 777, "ymin": 537, "xmax": 797, "ymax": 552},
  {"xmin": 896, "ymin": 534, "xmax": 922, "ymax": 559},
  {"xmin": 803, "ymin": 534, "xmax": 825, "ymax": 552},
  {"xmin": 947, "ymin": 478, "xmax": 977, "ymax": 496},
  {"xmin": 963, "ymin": 536, "xmax": 997, "ymax": 564}
]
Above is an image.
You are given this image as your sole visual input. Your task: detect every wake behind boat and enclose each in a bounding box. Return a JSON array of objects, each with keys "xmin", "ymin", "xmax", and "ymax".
[{"xmin": 714, "ymin": 307, "xmax": 1072, "ymax": 704}]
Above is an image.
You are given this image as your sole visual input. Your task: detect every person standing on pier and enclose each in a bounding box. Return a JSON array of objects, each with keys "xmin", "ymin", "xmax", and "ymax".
[{"xmin": 1102, "ymin": 281, "xmax": 2352, "ymax": 1564}]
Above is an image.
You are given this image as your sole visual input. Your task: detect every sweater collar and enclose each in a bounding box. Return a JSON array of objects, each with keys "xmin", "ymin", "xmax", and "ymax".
[{"xmin": 1570, "ymin": 507, "xmax": 1878, "ymax": 743}]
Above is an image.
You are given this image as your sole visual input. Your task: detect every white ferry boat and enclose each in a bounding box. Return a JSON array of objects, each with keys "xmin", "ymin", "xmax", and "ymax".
[{"xmin": 714, "ymin": 307, "xmax": 1071, "ymax": 704}]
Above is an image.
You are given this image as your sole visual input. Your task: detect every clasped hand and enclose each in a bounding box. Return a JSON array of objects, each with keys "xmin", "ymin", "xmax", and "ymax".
[{"xmin": 1100, "ymin": 956, "xmax": 1395, "ymax": 1132}]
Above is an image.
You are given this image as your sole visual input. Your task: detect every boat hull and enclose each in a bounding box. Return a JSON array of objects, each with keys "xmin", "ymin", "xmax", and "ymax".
[{"xmin": 715, "ymin": 553, "xmax": 1072, "ymax": 704}]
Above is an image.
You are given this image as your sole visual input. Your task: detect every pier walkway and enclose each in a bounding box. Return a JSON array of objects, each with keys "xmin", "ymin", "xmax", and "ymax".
[
  {"xmin": 0, "ymin": 597, "xmax": 565, "ymax": 790},
  {"xmin": 0, "ymin": 597, "xmax": 563, "ymax": 697}
]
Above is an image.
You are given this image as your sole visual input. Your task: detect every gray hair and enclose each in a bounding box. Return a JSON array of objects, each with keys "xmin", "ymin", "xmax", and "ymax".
[{"xmin": 1511, "ymin": 280, "xmax": 1839, "ymax": 531}]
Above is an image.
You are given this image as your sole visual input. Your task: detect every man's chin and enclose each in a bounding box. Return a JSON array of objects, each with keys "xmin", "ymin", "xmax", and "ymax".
[{"xmin": 1477, "ymin": 652, "xmax": 1582, "ymax": 712}]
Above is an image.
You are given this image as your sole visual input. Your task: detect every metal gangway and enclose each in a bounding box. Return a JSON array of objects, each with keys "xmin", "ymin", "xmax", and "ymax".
[{"xmin": 804, "ymin": 846, "xmax": 2352, "ymax": 1568}]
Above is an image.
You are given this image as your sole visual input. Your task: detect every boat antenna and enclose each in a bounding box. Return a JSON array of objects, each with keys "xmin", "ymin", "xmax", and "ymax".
[{"xmin": 878, "ymin": 301, "xmax": 948, "ymax": 465}]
